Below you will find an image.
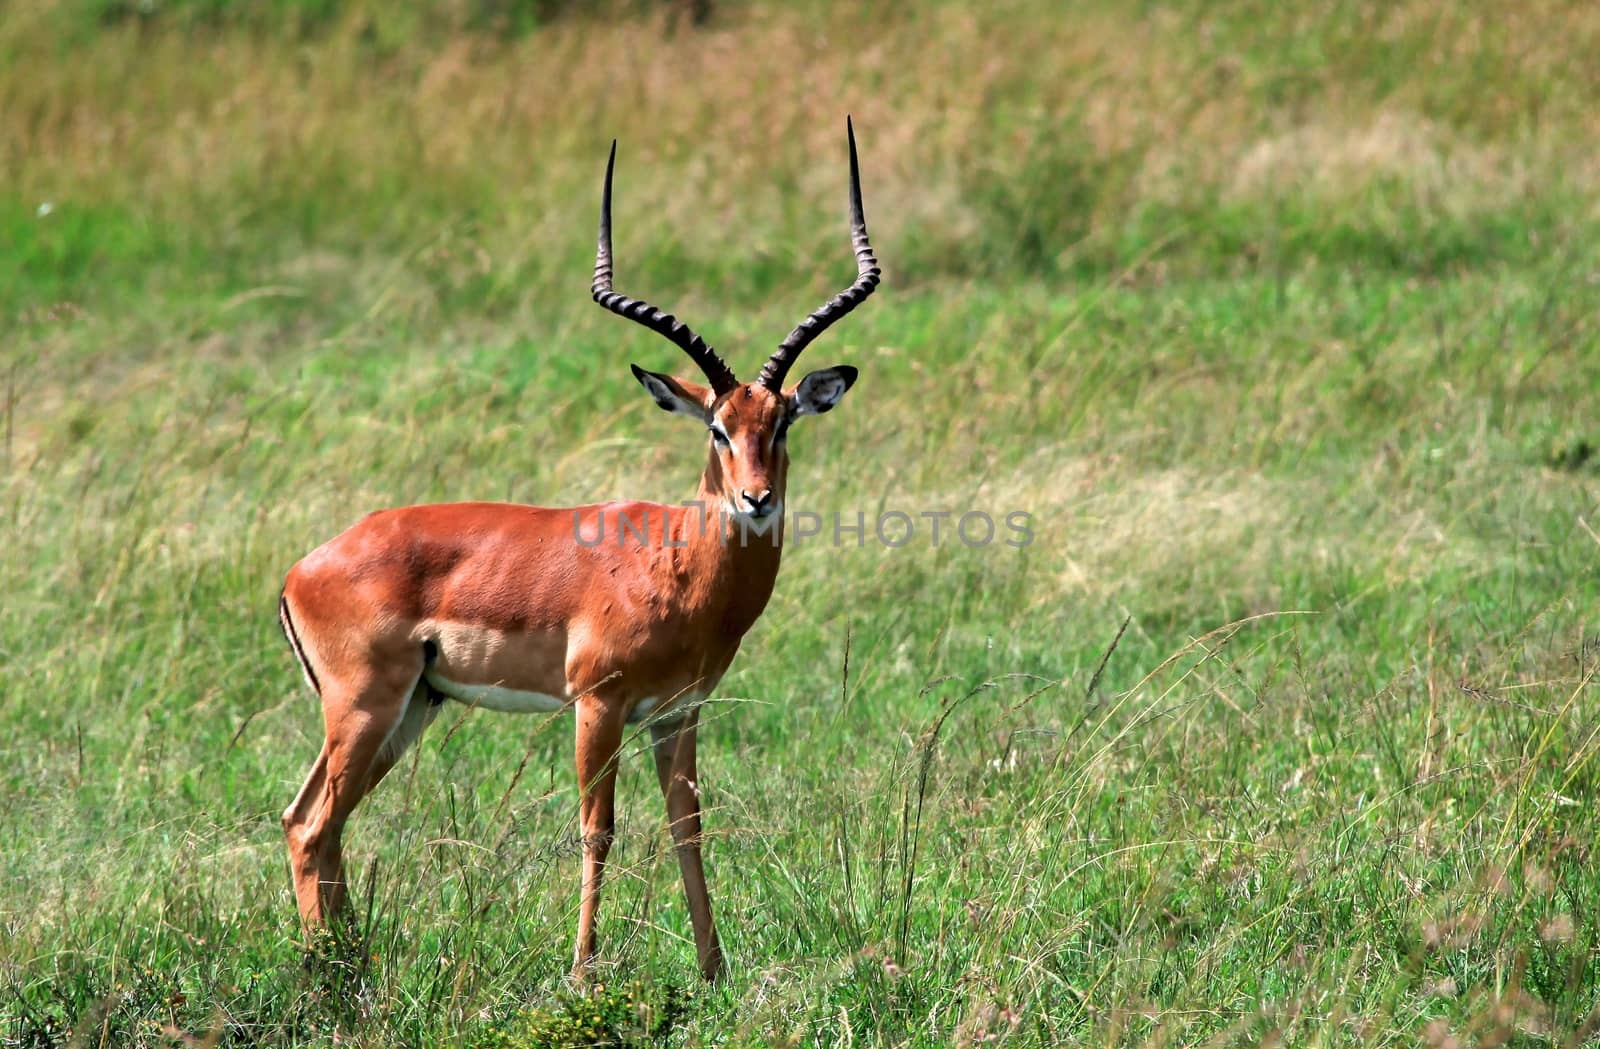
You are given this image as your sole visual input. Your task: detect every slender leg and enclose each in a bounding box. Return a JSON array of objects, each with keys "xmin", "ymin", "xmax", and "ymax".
[
  {"xmin": 283, "ymin": 743, "xmax": 332, "ymax": 922},
  {"xmin": 283, "ymin": 665, "xmax": 420, "ymax": 926},
  {"xmin": 651, "ymin": 710, "xmax": 723, "ymax": 981},
  {"xmin": 572, "ymin": 694, "xmax": 626, "ymax": 980},
  {"xmin": 365, "ymin": 680, "xmax": 440, "ymax": 794}
]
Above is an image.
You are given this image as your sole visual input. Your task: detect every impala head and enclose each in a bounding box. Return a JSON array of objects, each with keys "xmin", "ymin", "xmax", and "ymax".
[{"xmin": 593, "ymin": 119, "xmax": 880, "ymax": 528}]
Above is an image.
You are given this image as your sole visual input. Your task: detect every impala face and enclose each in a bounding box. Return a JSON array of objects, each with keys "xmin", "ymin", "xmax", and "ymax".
[{"xmin": 631, "ymin": 366, "xmax": 859, "ymax": 529}]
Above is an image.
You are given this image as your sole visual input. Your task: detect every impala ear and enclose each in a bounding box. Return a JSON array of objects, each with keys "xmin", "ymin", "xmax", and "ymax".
[
  {"xmin": 631, "ymin": 364, "xmax": 714, "ymax": 421},
  {"xmin": 788, "ymin": 365, "xmax": 858, "ymax": 417}
]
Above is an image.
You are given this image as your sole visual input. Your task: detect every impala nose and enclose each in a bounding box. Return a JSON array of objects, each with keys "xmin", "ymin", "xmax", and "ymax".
[{"xmin": 741, "ymin": 489, "xmax": 774, "ymax": 518}]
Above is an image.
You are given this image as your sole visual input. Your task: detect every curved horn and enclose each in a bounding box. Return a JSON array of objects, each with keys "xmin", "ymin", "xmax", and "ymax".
[
  {"xmin": 757, "ymin": 117, "xmax": 882, "ymax": 391},
  {"xmin": 592, "ymin": 141, "xmax": 739, "ymax": 395}
]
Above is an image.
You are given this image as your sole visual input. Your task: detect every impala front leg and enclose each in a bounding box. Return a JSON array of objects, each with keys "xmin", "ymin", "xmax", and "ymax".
[
  {"xmin": 651, "ymin": 709, "xmax": 723, "ymax": 980},
  {"xmin": 572, "ymin": 694, "xmax": 626, "ymax": 981}
]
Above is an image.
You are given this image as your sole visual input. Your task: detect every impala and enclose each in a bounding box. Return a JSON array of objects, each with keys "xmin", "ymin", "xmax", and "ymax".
[{"xmin": 276, "ymin": 120, "xmax": 881, "ymax": 981}]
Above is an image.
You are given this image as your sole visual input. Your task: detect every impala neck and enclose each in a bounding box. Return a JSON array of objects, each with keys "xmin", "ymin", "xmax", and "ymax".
[{"xmin": 682, "ymin": 465, "xmax": 784, "ymax": 636}]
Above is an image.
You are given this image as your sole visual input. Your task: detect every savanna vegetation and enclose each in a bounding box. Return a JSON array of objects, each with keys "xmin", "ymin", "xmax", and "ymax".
[{"xmin": 4, "ymin": 0, "xmax": 1600, "ymax": 1044}]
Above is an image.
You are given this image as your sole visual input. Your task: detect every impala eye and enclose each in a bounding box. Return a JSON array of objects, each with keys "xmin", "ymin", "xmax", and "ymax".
[{"xmin": 709, "ymin": 425, "xmax": 730, "ymax": 447}]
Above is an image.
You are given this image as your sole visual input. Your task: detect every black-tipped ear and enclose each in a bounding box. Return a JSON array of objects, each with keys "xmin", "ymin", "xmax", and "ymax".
[
  {"xmin": 631, "ymin": 364, "xmax": 714, "ymax": 420},
  {"xmin": 791, "ymin": 365, "xmax": 859, "ymax": 416}
]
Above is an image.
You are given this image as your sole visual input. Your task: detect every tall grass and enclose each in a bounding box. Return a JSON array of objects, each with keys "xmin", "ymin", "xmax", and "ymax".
[
  {"xmin": 4, "ymin": 0, "xmax": 1600, "ymax": 1045},
  {"xmin": 6, "ymin": 0, "xmax": 1600, "ymax": 313}
]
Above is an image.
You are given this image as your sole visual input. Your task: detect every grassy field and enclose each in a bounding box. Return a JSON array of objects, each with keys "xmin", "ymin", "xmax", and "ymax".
[{"xmin": 4, "ymin": 0, "xmax": 1600, "ymax": 1044}]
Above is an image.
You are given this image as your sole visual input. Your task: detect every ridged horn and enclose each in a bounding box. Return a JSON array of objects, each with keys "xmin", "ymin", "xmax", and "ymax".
[
  {"xmin": 757, "ymin": 116, "xmax": 881, "ymax": 390},
  {"xmin": 592, "ymin": 141, "xmax": 739, "ymax": 395}
]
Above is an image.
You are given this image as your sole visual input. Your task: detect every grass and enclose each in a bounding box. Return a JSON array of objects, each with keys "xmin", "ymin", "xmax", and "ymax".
[{"xmin": 3, "ymin": 0, "xmax": 1600, "ymax": 1045}]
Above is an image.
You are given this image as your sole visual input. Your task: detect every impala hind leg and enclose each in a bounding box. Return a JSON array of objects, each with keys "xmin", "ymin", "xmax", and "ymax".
[
  {"xmin": 651, "ymin": 710, "xmax": 723, "ymax": 981},
  {"xmin": 365, "ymin": 679, "xmax": 442, "ymax": 793},
  {"xmin": 283, "ymin": 661, "xmax": 423, "ymax": 927},
  {"xmin": 571, "ymin": 694, "xmax": 627, "ymax": 981}
]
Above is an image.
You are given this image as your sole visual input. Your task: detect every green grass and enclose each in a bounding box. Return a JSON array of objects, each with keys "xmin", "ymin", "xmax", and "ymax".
[{"xmin": 4, "ymin": 1, "xmax": 1600, "ymax": 1045}]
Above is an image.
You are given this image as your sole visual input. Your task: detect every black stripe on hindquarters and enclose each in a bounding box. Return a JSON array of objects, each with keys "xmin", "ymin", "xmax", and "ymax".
[{"xmin": 278, "ymin": 591, "xmax": 322, "ymax": 696}]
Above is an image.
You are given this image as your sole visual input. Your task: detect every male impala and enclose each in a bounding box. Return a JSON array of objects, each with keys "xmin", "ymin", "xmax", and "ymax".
[{"xmin": 276, "ymin": 121, "xmax": 880, "ymax": 981}]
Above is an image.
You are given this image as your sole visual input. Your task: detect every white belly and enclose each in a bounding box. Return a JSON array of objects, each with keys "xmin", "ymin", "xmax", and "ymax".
[
  {"xmin": 423, "ymin": 672, "xmax": 690, "ymax": 724},
  {"xmin": 424, "ymin": 672, "xmax": 570, "ymax": 714}
]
